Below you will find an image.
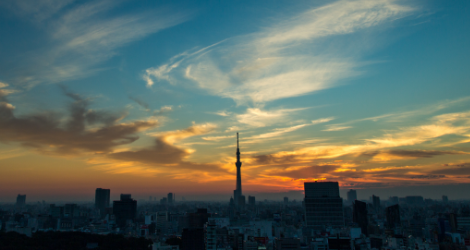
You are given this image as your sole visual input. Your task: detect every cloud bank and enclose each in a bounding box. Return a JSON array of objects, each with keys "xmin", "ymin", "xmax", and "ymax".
[{"xmin": 144, "ymin": 0, "xmax": 415, "ymax": 105}]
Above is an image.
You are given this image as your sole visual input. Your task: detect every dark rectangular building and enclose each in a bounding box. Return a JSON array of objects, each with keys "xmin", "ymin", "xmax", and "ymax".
[
  {"xmin": 372, "ymin": 195, "xmax": 380, "ymax": 213},
  {"xmin": 16, "ymin": 194, "xmax": 26, "ymax": 208},
  {"xmin": 187, "ymin": 208, "xmax": 209, "ymax": 229},
  {"xmin": 353, "ymin": 200, "xmax": 368, "ymax": 236},
  {"xmin": 304, "ymin": 182, "xmax": 344, "ymax": 229},
  {"xmin": 248, "ymin": 196, "xmax": 256, "ymax": 207},
  {"xmin": 385, "ymin": 204, "xmax": 401, "ymax": 229},
  {"xmin": 95, "ymin": 188, "xmax": 110, "ymax": 217},
  {"xmin": 167, "ymin": 193, "xmax": 173, "ymax": 204},
  {"xmin": 113, "ymin": 194, "xmax": 137, "ymax": 228}
]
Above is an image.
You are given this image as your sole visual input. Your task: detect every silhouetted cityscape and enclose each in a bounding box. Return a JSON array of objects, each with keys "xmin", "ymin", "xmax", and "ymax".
[
  {"xmin": 1, "ymin": 135, "xmax": 470, "ymax": 250},
  {"xmin": 1, "ymin": 0, "xmax": 470, "ymax": 249}
]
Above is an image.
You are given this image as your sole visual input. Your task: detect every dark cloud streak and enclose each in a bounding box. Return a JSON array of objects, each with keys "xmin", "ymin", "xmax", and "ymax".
[{"xmin": 0, "ymin": 89, "xmax": 157, "ymax": 155}]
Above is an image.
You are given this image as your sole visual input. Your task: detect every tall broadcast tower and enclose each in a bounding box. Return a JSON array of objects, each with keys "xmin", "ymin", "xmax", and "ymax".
[{"xmin": 234, "ymin": 132, "xmax": 243, "ymax": 206}]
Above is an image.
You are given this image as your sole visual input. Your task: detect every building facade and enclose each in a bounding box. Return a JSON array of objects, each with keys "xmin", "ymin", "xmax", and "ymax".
[
  {"xmin": 304, "ymin": 182, "xmax": 344, "ymax": 229},
  {"xmin": 347, "ymin": 189, "xmax": 357, "ymax": 204},
  {"xmin": 95, "ymin": 188, "xmax": 110, "ymax": 217},
  {"xmin": 353, "ymin": 200, "xmax": 368, "ymax": 236},
  {"xmin": 113, "ymin": 194, "xmax": 137, "ymax": 228}
]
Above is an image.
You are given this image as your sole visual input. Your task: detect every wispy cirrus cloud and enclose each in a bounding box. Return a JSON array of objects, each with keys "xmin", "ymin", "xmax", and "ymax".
[
  {"xmin": 247, "ymin": 110, "xmax": 470, "ymax": 166},
  {"xmin": 143, "ymin": 0, "xmax": 415, "ymax": 105},
  {"xmin": 247, "ymin": 124, "xmax": 310, "ymax": 140},
  {"xmin": 202, "ymin": 135, "xmax": 235, "ymax": 141},
  {"xmin": 0, "ymin": 82, "xmax": 18, "ymax": 97},
  {"xmin": 312, "ymin": 117, "xmax": 334, "ymax": 125},
  {"xmin": 236, "ymin": 107, "xmax": 307, "ymax": 127},
  {"xmin": 2, "ymin": 0, "xmax": 192, "ymax": 87},
  {"xmin": 1, "ymin": 0, "xmax": 74, "ymax": 22},
  {"xmin": 0, "ymin": 82, "xmax": 9, "ymax": 88},
  {"xmin": 209, "ymin": 111, "xmax": 231, "ymax": 117},
  {"xmin": 323, "ymin": 124, "xmax": 352, "ymax": 131},
  {"xmin": 150, "ymin": 123, "xmax": 217, "ymax": 145}
]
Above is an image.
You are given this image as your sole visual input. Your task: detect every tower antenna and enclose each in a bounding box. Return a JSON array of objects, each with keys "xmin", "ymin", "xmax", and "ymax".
[{"xmin": 237, "ymin": 132, "xmax": 239, "ymax": 149}]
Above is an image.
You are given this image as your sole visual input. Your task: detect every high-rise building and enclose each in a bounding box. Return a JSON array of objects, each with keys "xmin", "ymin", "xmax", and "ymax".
[
  {"xmin": 353, "ymin": 200, "xmax": 368, "ymax": 236},
  {"xmin": 442, "ymin": 195, "xmax": 449, "ymax": 202},
  {"xmin": 238, "ymin": 195, "xmax": 246, "ymax": 211},
  {"xmin": 372, "ymin": 195, "xmax": 381, "ymax": 213},
  {"xmin": 95, "ymin": 188, "xmax": 110, "ymax": 217},
  {"xmin": 156, "ymin": 211, "xmax": 168, "ymax": 235},
  {"xmin": 385, "ymin": 204, "xmax": 401, "ymax": 229},
  {"xmin": 304, "ymin": 182, "xmax": 344, "ymax": 229},
  {"xmin": 113, "ymin": 194, "xmax": 137, "ymax": 228},
  {"xmin": 248, "ymin": 196, "xmax": 256, "ymax": 207},
  {"xmin": 205, "ymin": 220, "xmax": 217, "ymax": 250},
  {"xmin": 233, "ymin": 133, "xmax": 243, "ymax": 206},
  {"xmin": 187, "ymin": 208, "xmax": 209, "ymax": 229},
  {"xmin": 347, "ymin": 189, "xmax": 357, "ymax": 204},
  {"xmin": 284, "ymin": 197, "xmax": 289, "ymax": 204},
  {"xmin": 168, "ymin": 193, "xmax": 173, "ymax": 204},
  {"xmin": 16, "ymin": 194, "xmax": 26, "ymax": 208}
]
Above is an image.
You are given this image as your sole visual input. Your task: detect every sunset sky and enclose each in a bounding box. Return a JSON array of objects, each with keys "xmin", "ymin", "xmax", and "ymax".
[{"xmin": 1, "ymin": 0, "xmax": 470, "ymax": 202}]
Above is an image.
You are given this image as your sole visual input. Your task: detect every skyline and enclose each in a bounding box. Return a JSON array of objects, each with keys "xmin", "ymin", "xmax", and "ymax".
[{"xmin": 1, "ymin": 0, "xmax": 470, "ymax": 202}]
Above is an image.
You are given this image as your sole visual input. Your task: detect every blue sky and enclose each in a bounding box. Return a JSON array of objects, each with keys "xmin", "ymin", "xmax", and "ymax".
[{"xmin": 0, "ymin": 0, "xmax": 470, "ymax": 201}]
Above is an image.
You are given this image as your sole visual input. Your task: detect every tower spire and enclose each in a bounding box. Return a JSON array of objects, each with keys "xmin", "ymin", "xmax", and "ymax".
[
  {"xmin": 234, "ymin": 132, "xmax": 242, "ymax": 206},
  {"xmin": 237, "ymin": 132, "xmax": 239, "ymax": 149}
]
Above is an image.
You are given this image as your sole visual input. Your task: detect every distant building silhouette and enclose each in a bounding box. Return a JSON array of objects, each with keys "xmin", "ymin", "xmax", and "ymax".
[
  {"xmin": 50, "ymin": 204, "xmax": 64, "ymax": 218},
  {"xmin": 233, "ymin": 133, "xmax": 243, "ymax": 208},
  {"xmin": 304, "ymin": 182, "xmax": 344, "ymax": 229},
  {"xmin": 95, "ymin": 188, "xmax": 110, "ymax": 217},
  {"xmin": 238, "ymin": 195, "xmax": 246, "ymax": 211},
  {"xmin": 284, "ymin": 197, "xmax": 289, "ymax": 204},
  {"xmin": 64, "ymin": 204, "xmax": 79, "ymax": 217},
  {"xmin": 442, "ymin": 195, "xmax": 448, "ymax": 202},
  {"xmin": 372, "ymin": 195, "xmax": 380, "ymax": 213},
  {"xmin": 248, "ymin": 196, "xmax": 256, "ymax": 207},
  {"xmin": 113, "ymin": 194, "xmax": 137, "ymax": 228},
  {"xmin": 168, "ymin": 193, "xmax": 173, "ymax": 204},
  {"xmin": 353, "ymin": 200, "xmax": 368, "ymax": 236},
  {"xmin": 16, "ymin": 194, "xmax": 26, "ymax": 208},
  {"xmin": 347, "ymin": 189, "xmax": 357, "ymax": 204},
  {"xmin": 156, "ymin": 211, "xmax": 168, "ymax": 235},
  {"xmin": 385, "ymin": 204, "xmax": 401, "ymax": 229},
  {"xmin": 405, "ymin": 196, "xmax": 424, "ymax": 205}
]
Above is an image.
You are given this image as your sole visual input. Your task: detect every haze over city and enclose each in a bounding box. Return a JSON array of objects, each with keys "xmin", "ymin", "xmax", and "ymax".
[{"xmin": 1, "ymin": 0, "xmax": 470, "ymax": 203}]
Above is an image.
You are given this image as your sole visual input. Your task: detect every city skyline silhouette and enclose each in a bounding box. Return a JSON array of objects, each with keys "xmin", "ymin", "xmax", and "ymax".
[
  {"xmin": 0, "ymin": 0, "xmax": 470, "ymax": 203},
  {"xmin": 1, "ymin": 2, "xmax": 470, "ymax": 248}
]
